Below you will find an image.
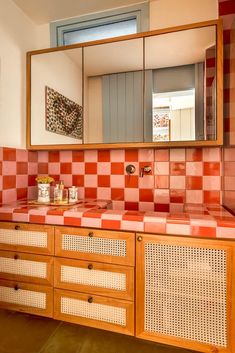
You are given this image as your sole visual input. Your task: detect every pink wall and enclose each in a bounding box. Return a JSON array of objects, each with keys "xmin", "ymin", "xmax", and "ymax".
[{"xmin": 219, "ymin": 0, "xmax": 235, "ymax": 213}]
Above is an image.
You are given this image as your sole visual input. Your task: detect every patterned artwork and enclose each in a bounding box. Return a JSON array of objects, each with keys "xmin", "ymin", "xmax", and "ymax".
[
  {"xmin": 45, "ymin": 86, "xmax": 83, "ymax": 140},
  {"xmin": 153, "ymin": 108, "xmax": 170, "ymax": 141}
]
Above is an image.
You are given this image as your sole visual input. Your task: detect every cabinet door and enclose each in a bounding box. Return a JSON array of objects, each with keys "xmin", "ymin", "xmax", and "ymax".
[
  {"xmin": 55, "ymin": 227, "xmax": 135, "ymax": 266},
  {"xmin": 0, "ymin": 222, "xmax": 54, "ymax": 255},
  {"xmin": 136, "ymin": 234, "xmax": 235, "ymax": 353}
]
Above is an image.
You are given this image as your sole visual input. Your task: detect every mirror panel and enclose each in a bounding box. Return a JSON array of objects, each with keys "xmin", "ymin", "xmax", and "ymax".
[
  {"xmin": 144, "ymin": 26, "xmax": 216, "ymax": 142},
  {"xmin": 83, "ymin": 38, "xmax": 144, "ymax": 144},
  {"xmin": 31, "ymin": 48, "xmax": 83, "ymax": 146}
]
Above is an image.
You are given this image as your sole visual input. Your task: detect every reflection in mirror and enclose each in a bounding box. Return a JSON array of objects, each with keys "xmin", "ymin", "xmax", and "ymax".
[
  {"xmin": 83, "ymin": 38, "xmax": 143, "ymax": 144},
  {"xmin": 144, "ymin": 26, "xmax": 216, "ymax": 142},
  {"xmin": 31, "ymin": 48, "xmax": 83, "ymax": 145}
]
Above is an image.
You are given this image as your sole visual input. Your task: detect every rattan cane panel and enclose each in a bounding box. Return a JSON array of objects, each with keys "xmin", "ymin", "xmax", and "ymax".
[
  {"xmin": 0, "ymin": 257, "xmax": 47, "ymax": 278},
  {"xmin": 61, "ymin": 297, "xmax": 126, "ymax": 326},
  {"xmin": 0, "ymin": 229, "xmax": 47, "ymax": 248},
  {"xmin": 0, "ymin": 286, "xmax": 46, "ymax": 309},
  {"xmin": 61, "ymin": 265, "xmax": 126, "ymax": 291},
  {"xmin": 62, "ymin": 234, "xmax": 126, "ymax": 257},
  {"xmin": 145, "ymin": 243, "xmax": 227, "ymax": 347}
]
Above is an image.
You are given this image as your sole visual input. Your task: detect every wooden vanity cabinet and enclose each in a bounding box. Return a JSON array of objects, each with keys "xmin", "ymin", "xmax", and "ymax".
[
  {"xmin": 0, "ymin": 222, "xmax": 54, "ymax": 317},
  {"xmin": 136, "ymin": 233, "xmax": 235, "ymax": 353},
  {"xmin": 54, "ymin": 226, "xmax": 135, "ymax": 335}
]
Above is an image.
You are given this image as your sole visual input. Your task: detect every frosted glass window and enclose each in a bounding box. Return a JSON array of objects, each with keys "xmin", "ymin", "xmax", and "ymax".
[{"xmin": 63, "ymin": 19, "xmax": 137, "ymax": 45}]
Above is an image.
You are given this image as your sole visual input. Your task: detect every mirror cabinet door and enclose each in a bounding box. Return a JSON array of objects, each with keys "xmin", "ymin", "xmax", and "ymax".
[
  {"xmin": 144, "ymin": 25, "xmax": 216, "ymax": 143},
  {"xmin": 30, "ymin": 48, "xmax": 83, "ymax": 146},
  {"xmin": 83, "ymin": 38, "xmax": 144, "ymax": 144}
]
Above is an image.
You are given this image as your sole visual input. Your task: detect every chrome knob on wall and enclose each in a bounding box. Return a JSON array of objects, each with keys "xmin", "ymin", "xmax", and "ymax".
[{"xmin": 126, "ymin": 164, "xmax": 136, "ymax": 175}]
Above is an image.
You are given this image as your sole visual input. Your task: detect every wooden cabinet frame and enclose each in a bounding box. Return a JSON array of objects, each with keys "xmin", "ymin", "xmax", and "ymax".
[
  {"xmin": 136, "ymin": 233, "xmax": 235, "ymax": 353},
  {"xmin": 26, "ymin": 19, "xmax": 223, "ymax": 150}
]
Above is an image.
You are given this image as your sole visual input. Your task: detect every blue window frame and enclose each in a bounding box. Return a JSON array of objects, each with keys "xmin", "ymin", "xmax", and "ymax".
[{"xmin": 50, "ymin": 3, "xmax": 149, "ymax": 47}]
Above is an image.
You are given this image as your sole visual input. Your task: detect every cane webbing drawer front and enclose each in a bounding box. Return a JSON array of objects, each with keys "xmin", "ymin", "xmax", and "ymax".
[
  {"xmin": 55, "ymin": 227, "xmax": 134, "ymax": 266},
  {"xmin": 0, "ymin": 223, "xmax": 54, "ymax": 255},
  {"xmin": 54, "ymin": 289, "xmax": 134, "ymax": 335},
  {"xmin": 136, "ymin": 234, "xmax": 233, "ymax": 352},
  {"xmin": 0, "ymin": 279, "xmax": 53, "ymax": 317},
  {"xmin": 0, "ymin": 251, "xmax": 53, "ymax": 285},
  {"xmin": 54, "ymin": 258, "xmax": 134, "ymax": 300}
]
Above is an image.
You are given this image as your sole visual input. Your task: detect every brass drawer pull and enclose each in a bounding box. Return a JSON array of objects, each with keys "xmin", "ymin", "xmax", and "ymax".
[
  {"xmin": 14, "ymin": 254, "xmax": 19, "ymax": 260},
  {"xmin": 15, "ymin": 225, "xmax": 20, "ymax": 230},
  {"xmin": 88, "ymin": 297, "xmax": 93, "ymax": 304},
  {"xmin": 88, "ymin": 232, "xmax": 94, "ymax": 238},
  {"xmin": 88, "ymin": 264, "xmax": 93, "ymax": 270},
  {"xmin": 137, "ymin": 236, "xmax": 143, "ymax": 242},
  {"xmin": 14, "ymin": 284, "xmax": 19, "ymax": 291}
]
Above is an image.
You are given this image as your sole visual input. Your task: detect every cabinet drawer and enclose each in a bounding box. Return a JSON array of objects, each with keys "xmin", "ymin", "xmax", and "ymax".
[
  {"xmin": 0, "ymin": 250, "xmax": 53, "ymax": 285},
  {"xmin": 0, "ymin": 279, "xmax": 53, "ymax": 318},
  {"xmin": 55, "ymin": 227, "xmax": 135, "ymax": 266},
  {"xmin": 0, "ymin": 222, "xmax": 54, "ymax": 255},
  {"xmin": 54, "ymin": 289, "xmax": 134, "ymax": 336},
  {"xmin": 54, "ymin": 258, "xmax": 134, "ymax": 301}
]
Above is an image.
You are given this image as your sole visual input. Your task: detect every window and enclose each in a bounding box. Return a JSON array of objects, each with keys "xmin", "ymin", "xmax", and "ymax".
[{"xmin": 50, "ymin": 3, "xmax": 149, "ymax": 47}]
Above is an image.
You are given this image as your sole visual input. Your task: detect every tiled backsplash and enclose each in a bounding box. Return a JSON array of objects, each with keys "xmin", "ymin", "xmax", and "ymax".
[
  {"xmin": 0, "ymin": 147, "xmax": 38, "ymax": 204},
  {"xmin": 0, "ymin": 146, "xmax": 222, "ymax": 211}
]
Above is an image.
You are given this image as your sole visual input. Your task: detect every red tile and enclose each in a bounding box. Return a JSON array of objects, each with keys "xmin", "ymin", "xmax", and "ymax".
[
  {"xmin": 191, "ymin": 226, "xmax": 216, "ymax": 237},
  {"xmin": 49, "ymin": 151, "xmax": 60, "ymax": 162},
  {"xmin": 203, "ymin": 162, "xmax": 220, "ymax": 176},
  {"xmin": 125, "ymin": 149, "xmax": 138, "ymax": 162},
  {"xmin": 124, "ymin": 202, "xmax": 139, "ymax": 211},
  {"xmin": 101, "ymin": 219, "xmax": 121, "ymax": 230},
  {"xmin": 154, "ymin": 204, "xmax": 170, "ymax": 212},
  {"xmin": 85, "ymin": 163, "xmax": 97, "ymax": 174},
  {"xmin": 123, "ymin": 211, "xmax": 144, "ymax": 221},
  {"xmin": 170, "ymin": 162, "xmax": 185, "ymax": 175},
  {"xmin": 17, "ymin": 162, "xmax": 28, "ymax": 175},
  {"xmin": 167, "ymin": 214, "xmax": 190, "ymax": 224},
  {"xmin": 72, "ymin": 151, "xmax": 84, "ymax": 162},
  {"xmin": 0, "ymin": 162, "xmax": 2, "ymax": 174},
  {"xmin": 29, "ymin": 215, "xmax": 46, "ymax": 224},
  {"xmin": 84, "ymin": 209, "xmax": 107, "ymax": 218},
  {"xmin": 47, "ymin": 208, "xmax": 65, "ymax": 216},
  {"xmin": 98, "ymin": 150, "xmax": 110, "ymax": 162},
  {"xmin": 17, "ymin": 188, "xmax": 27, "ymax": 200},
  {"xmin": 111, "ymin": 163, "xmax": 124, "ymax": 175},
  {"xmin": 72, "ymin": 175, "xmax": 84, "ymax": 186},
  {"xmin": 85, "ymin": 188, "xmax": 97, "ymax": 199},
  {"xmin": 98, "ymin": 175, "xmax": 110, "ymax": 187},
  {"xmin": 0, "ymin": 212, "xmax": 12, "ymax": 221},
  {"xmin": 28, "ymin": 151, "xmax": 37, "ymax": 162},
  {"xmin": 186, "ymin": 176, "xmax": 202, "ymax": 190},
  {"xmin": 28, "ymin": 175, "xmax": 37, "ymax": 187},
  {"xmin": 37, "ymin": 163, "xmax": 48, "ymax": 174},
  {"xmin": 219, "ymin": 0, "xmax": 235, "ymax": 16},
  {"xmin": 155, "ymin": 175, "xmax": 169, "ymax": 189},
  {"xmin": 111, "ymin": 188, "xmax": 124, "ymax": 200},
  {"xmin": 3, "ymin": 176, "xmax": 16, "ymax": 189},
  {"xmin": 139, "ymin": 189, "xmax": 153, "ymax": 202},
  {"xmin": 60, "ymin": 163, "xmax": 72, "ymax": 174},
  {"xmin": 204, "ymin": 191, "xmax": 220, "ymax": 204},
  {"xmin": 3, "ymin": 148, "xmax": 16, "ymax": 161},
  {"xmin": 125, "ymin": 175, "xmax": 138, "ymax": 188},
  {"xmin": 186, "ymin": 148, "xmax": 202, "ymax": 161},
  {"xmin": 170, "ymin": 190, "xmax": 185, "ymax": 203},
  {"xmin": 0, "ymin": 191, "xmax": 2, "ymax": 204},
  {"xmin": 64, "ymin": 217, "xmax": 81, "ymax": 226}
]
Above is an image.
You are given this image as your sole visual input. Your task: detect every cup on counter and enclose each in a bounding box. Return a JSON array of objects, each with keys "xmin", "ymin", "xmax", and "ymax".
[{"xmin": 69, "ymin": 186, "xmax": 78, "ymax": 203}]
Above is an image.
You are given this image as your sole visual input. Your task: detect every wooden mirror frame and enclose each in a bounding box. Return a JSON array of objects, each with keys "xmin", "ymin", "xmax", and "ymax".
[{"xmin": 26, "ymin": 19, "xmax": 223, "ymax": 150}]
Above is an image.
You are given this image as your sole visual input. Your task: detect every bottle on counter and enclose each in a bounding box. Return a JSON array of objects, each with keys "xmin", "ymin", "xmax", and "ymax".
[{"xmin": 69, "ymin": 186, "xmax": 78, "ymax": 203}]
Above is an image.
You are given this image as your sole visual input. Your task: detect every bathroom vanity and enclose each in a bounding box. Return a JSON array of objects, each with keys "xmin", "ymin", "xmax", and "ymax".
[{"xmin": 0, "ymin": 202, "xmax": 234, "ymax": 353}]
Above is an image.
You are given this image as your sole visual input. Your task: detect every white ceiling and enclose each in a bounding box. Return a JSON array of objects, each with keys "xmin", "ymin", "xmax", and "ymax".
[{"xmin": 12, "ymin": 0, "xmax": 147, "ymax": 25}]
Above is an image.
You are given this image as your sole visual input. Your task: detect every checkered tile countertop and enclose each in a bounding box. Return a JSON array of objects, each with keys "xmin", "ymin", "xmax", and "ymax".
[{"xmin": 0, "ymin": 199, "xmax": 234, "ymax": 239}]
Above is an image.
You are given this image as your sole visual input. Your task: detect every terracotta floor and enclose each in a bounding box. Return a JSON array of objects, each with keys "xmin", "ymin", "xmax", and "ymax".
[{"xmin": 0, "ymin": 309, "xmax": 196, "ymax": 353}]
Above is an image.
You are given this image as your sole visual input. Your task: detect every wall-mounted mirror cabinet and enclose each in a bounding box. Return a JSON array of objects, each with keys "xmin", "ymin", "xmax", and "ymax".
[{"xmin": 27, "ymin": 20, "xmax": 223, "ymax": 150}]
